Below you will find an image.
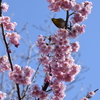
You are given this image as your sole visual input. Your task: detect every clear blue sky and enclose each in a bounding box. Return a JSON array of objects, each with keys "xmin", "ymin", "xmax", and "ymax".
[{"xmin": 1, "ymin": 0, "xmax": 100, "ymax": 100}]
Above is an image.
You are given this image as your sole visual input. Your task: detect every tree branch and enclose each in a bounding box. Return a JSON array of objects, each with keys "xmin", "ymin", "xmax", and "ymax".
[{"xmin": 0, "ymin": 1, "xmax": 21, "ymax": 100}]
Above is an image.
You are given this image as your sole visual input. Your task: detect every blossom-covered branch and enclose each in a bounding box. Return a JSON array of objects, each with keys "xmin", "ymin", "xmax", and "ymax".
[
  {"xmin": 80, "ymin": 89, "xmax": 99, "ymax": 100},
  {"xmin": 30, "ymin": 0, "xmax": 93, "ymax": 100},
  {"xmin": 0, "ymin": 0, "xmax": 97, "ymax": 100}
]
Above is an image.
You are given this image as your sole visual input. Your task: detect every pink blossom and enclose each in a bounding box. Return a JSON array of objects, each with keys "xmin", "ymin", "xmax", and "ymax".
[
  {"xmin": 9, "ymin": 64, "xmax": 35, "ymax": 85},
  {"xmin": 80, "ymin": 97, "xmax": 89, "ymax": 100},
  {"xmin": 51, "ymin": 29, "xmax": 69, "ymax": 46},
  {"xmin": 71, "ymin": 41, "xmax": 80, "ymax": 52},
  {"xmin": 72, "ymin": 1, "xmax": 92, "ymax": 16},
  {"xmin": 82, "ymin": 1, "xmax": 92, "ymax": 14},
  {"xmin": 23, "ymin": 66, "xmax": 35, "ymax": 77},
  {"xmin": 80, "ymin": 91, "xmax": 96, "ymax": 100},
  {"xmin": 44, "ymin": 75, "xmax": 52, "ymax": 82},
  {"xmin": 71, "ymin": 13, "xmax": 85, "ymax": 24},
  {"xmin": 47, "ymin": 0, "xmax": 76, "ymax": 12},
  {"xmin": 38, "ymin": 56, "xmax": 50, "ymax": 65},
  {"xmin": 75, "ymin": 24, "xmax": 86, "ymax": 34},
  {"xmin": 49, "ymin": 2, "xmax": 61, "ymax": 12},
  {"xmin": 47, "ymin": 0, "xmax": 53, "ymax": 3},
  {"xmin": 0, "ymin": 91, "xmax": 6, "ymax": 100},
  {"xmin": 0, "ymin": 16, "xmax": 10, "ymax": 24},
  {"xmin": 5, "ymin": 22, "xmax": 17, "ymax": 31},
  {"xmin": 32, "ymin": 84, "xmax": 40, "ymax": 90},
  {"xmin": 30, "ymin": 84, "xmax": 49, "ymax": 99},
  {"xmin": 0, "ymin": 16, "xmax": 17, "ymax": 31},
  {"xmin": 37, "ymin": 27, "xmax": 81, "ymax": 83},
  {"xmin": 39, "ymin": 91, "xmax": 49, "ymax": 100},
  {"xmin": 89, "ymin": 91, "xmax": 95, "ymax": 96},
  {"xmin": 1, "ymin": 2, "xmax": 9, "ymax": 12},
  {"xmin": 72, "ymin": 1, "xmax": 92, "ymax": 17},
  {"xmin": 47, "ymin": 0, "xmax": 62, "ymax": 12},
  {"xmin": 79, "ymin": 7, "xmax": 90, "ymax": 16},
  {"xmin": 36, "ymin": 35, "xmax": 53, "ymax": 55},
  {"xmin": 43, "ymin": 65, "xmax": 51, "ymax": 73},
  {"xmin": 69, "ymin": 29, "xmax": 78, "ymax": 38},
  {"xmin": 61, "ymin": 0, "xmax": 76, "ymax": 11},
  {"xmin": 72, "ymin": 3, "xmax": 82, "ymax": 12},
  {"xmin": 6, "ymin": 32, "xmax": 21, "ymax": 47},
  {"xmin": 0, "ymin": 55, "xmax": 11, "ymax": 73},
  {"xmin": 50, "ymin": 79, "xmax": 66, "ymax": 100},
  {"xmin": 70, "ymin": 64, "xmax": 81, "ymax": 76},
  {"xmin": 69, "ymin": 24, "xmax": 86, "ymax": 38},
  {"xmin": 64, "ymin": 74, "xmax": 75, "ymax": 82}
]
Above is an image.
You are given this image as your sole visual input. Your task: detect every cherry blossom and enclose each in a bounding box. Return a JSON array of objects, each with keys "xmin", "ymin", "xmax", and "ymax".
[
  {"xmin": 1, "ymin": 2, "xmax": 9, "ymax": 12},
  {"xmin": 9, "ymin": 64, "xmax": 35, "ymax": 85},
  {"xmin": 6, "ymin": 32, "xmax": 21, "ymax": 47},
  {"xmin": 0, "ymin": 55, "xmax": 11, "ymax": 73},
  {"xmin": 0, "ymin": 91, "xmax": 6, "ymax": 100}
]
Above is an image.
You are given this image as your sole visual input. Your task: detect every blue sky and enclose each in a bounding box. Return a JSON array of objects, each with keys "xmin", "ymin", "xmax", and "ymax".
[{"xmin": 1, "ymin": 0, "xmax": 100, "ymax": 100}]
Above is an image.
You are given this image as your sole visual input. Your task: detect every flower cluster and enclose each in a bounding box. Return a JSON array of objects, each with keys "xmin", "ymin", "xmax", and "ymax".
[
  {"xmin": 47, "ymin": 0, "xmax": 92, "ymax": 24},
  {"xmin": 34, "ymin": 0, "xmax": 93, "ymax": 100},
  {"xmin": 36, "ymin": 24, "xmax": 81, "ymax": 100},
  {"xmin": 30, "ymin": 84, "xmax": 49, "ymax": 99},
  {"xmin": 80, "ymin": 91, "xmax": 96, "ymax": 100},
  {"xmin": 47, "ymin": 0, "xmax": 76, "ymax": 12},
  {"xmin": 0, "ymin": 91, "xmax": 6, "ymax": 100},
  {"xmin": 0, "ymin": 3, "xmax": 21, "ymax": 48},
  {"xmin": 1, "ymin": 2, "xmax": 9, "ymax": 12},
  {"xmin": 36, "ymin": 35, "xmax": 53, "ymax": 55},
  {"xmin": 6, "ymin": 32, "xmax": 21, "ymax": 47},
  {"xmin": 69, "ymin": 24, "xmax": 86, "ymax": 38},
  {"xmin": 0, "ymin": 16, "xmax": 17, "ymax": 31},
  {"xmin": 9, "ymin": 64, "xmax": 35, "ymax": 85},
  {"xmin": 37, "ymin": 29, "xmax": 81, "ymax": 83},
  {"xmin": 50, "ymin": 79, "xmax": 66, "ymax": 100},
  {"xmin": 0, "ymin": 55, "xmax": 10, "ymax": 73}
]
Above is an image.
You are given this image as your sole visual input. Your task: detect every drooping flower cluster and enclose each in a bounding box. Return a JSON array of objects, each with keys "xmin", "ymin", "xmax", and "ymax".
[
  {"xmin": 0, "ymin": 55, "xmax": 10, "ymax": 73},
  {"xmin": 6, "ymin": 32, "xmax": 21, "ymax": 47},
  {"xmin": 9, "ymin": 64, "xmax": 35, "ymax": 85},
  {"xmin": 0, "ymin": 91, "xmax": 6, "ymax": 100},
  {"xmin": 30, "ymin": 84, "xmax": 49, "ymax": 99},
  {"xmin": 0, "ymin": 3, "xmax": 21, "ymax": 48}
]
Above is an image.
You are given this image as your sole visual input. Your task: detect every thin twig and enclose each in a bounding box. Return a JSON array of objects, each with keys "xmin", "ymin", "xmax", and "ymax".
[
  {"xmin": 26, "ymin": 45, "xmax": 34, "ymax": 66},
  {"xmin": 21, "ymin": 63, "xmax": 41, "ymax": 99}
]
